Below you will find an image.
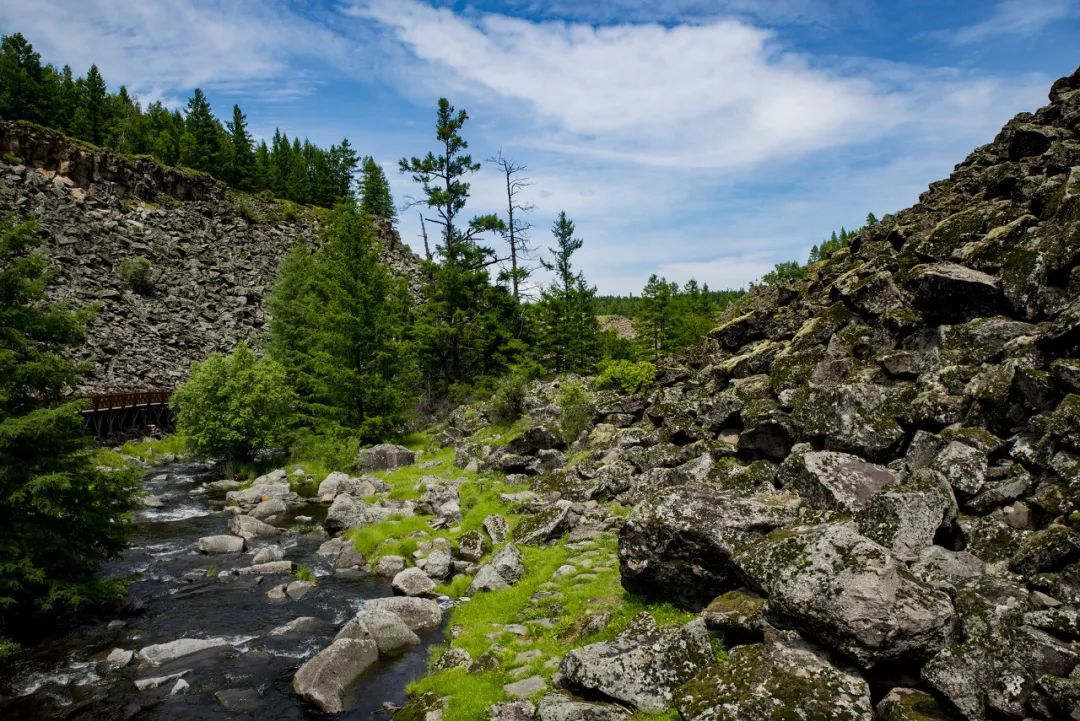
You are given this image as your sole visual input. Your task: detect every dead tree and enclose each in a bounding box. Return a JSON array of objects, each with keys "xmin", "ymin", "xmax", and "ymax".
[{"xmin": 488, "ymin": 151, "xmax": 537, "ymax": 301}]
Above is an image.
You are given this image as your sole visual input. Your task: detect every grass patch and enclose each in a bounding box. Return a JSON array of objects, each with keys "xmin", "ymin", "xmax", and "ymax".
[
  {"xmin": 120, "ymin": 434, "xmax": 188, "ymax": 463},
  {"xmin": 295, "ymin": 564, "xmax": 315, "ymax": 582},
  {"xmin": 347, "ymin": 514, "xmax": 434, "ymax": 559},
  {"xmin": 0, "ymin": 636, "xmax": 20, "ymax": 660},
  {"xmin": 410, "ymin": 533, "xmax": 697, "ymax": 720}
]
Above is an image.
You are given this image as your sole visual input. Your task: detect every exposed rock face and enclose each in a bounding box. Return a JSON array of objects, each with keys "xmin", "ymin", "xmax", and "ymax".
[
  {"xmin": 355, "ymin": 443, "xmax": 416, "ymax": 472},
  {"xmin": 292, "ymin": 638, "xmax": 379, "ymax": 714},
  {"xmin": 0, "ymin": 121, "xmax": 423, "ymax": 393},
  {"xmin": 602, "ymin": 66, "xmax": 1080, "ymax": 721}
]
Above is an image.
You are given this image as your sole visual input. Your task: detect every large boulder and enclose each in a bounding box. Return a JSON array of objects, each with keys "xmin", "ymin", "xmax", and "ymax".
[
  {"xmin": 324, "ymin": 494, "xmax": 402, "ymax": 534},
  {"xmin": 392, "ymin": 567, "xmax": 437, "ymax": 597},
  {"xmin": 355, "ymin": 443, "xmax": 415, "ymax": 471},
  {"xmin": 778, "ymin": 445, "xmax": 901, "ymax": 513},
  {"xmin": 618, "ymin": 480, "xmax": 801, "ymax": 608},
  {"xmin": 906, "ymin": 262, "xmax": 1003, "ymax": 324},
  {"xmin": 536, "ymin": 693, "xmax": 630, "ymax": 721},
  {"xmin": 336, "ymin": 607, "xmax": 420, "ymax": 655},
  {"xmin": 362, "ymin": 597, "xmax": 442, "ymax": 633},
  {"xmin": 792, "ymin": 383, "xmax": 905, "ymax": 460},
  {"xmin": 292, "ymin": 638, "xmax": 379, "ymax": 714},
  {"xmin": 559, "ymin": 614, "xmax": 714, "ymax": 712},
  {"xmin": 227, "ymin": 514, "xmax": 282, "ymax": 541},
  {"xmin": 317, "ymin": 471, "xmax": 377, "ymax": 500},
  {"xmin": 732, "ymin": 523, "xmax": 956, "ymax": 667},
  {"xmin": 137, "ymin": 637, "xmax": 232, "ymax": 666},
  {"xmin": 197, "ymin": 534, "xmax": 245, "ymax": 554},
  {"xmin": 675, "ymin": 631, "xmax": 872, "ymax": 721}
]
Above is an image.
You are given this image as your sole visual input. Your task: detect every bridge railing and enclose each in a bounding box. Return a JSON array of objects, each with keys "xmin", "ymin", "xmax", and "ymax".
[{"xmin": 81, "ymin": 389, "xmax": 173, "ymax": 413}]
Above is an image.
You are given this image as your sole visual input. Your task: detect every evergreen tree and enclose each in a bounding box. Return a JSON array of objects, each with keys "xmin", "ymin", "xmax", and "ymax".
[
  {"xmin": 537, "ymin": 211, "xmax": 600, "ymax": 372},
  {"xmin": 267, "ymin": 203, "xmax": 416, "ymax": 439},
  {"xmin": 73, "ymin": 64, "xmax": 108, "ymax": 144},
  {"xmin": 330, "ymin": 138, "xmax": 359, "ymax": 201},
  {"xmin": 180, "ymin": 88, "xmax": 221, "ymax": 174},
  {"xmin": 226, "ymin": 104, "xmax": 254, "ymax": 189},
  {"xmin": 359, "ymin": 156, "xmax": 396, "ymax": 223},
  {"xmin": 0, "ymin": 33, "xmax": 48, "ymax": 125},
  {"xmin": 0, "ymin": 218, "xmax": 140, "ymax": 627},
  {"xmin": 401, "ymin": 99, "xmax": 519, "ymax": 391},
  {"xmin": 638, "ymin": 274, "xmax": 678, "ymax": 360}
]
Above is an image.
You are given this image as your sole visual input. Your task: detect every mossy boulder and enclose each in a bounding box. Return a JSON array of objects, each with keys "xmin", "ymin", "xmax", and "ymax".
[
  {"xmin": 792, "ymin": 383, "xmax": 905, "ymax": 461},
  {"xmin": 675, "ymin": 631, "xmax": 872, "ymax": 721},
  {"xmin": 778, "ymin": 444, "xmax": 901, "ymax": 513}
]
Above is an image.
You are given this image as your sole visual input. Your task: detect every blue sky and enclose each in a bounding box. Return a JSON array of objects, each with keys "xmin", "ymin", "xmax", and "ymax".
[{"xmin": 1, "ymin": 1, "xmax": 1078, "ymax": 294}]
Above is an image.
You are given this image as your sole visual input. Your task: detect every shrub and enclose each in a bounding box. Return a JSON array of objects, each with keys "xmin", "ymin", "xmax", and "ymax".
[
  {"xmin": 489, "ymin": 371, "xmax": 528, "ymax": 424},
  {"xmin": 557, "ymin": 380, "xmax": 594, "ymax": 443},
  {"xmin": 118, "ymin": 256, "xmax": 152, "ymax": 292},
  {"xmin": 595, "ymin": 359, "xmax": 656, "ymax": 395},
  {"xmin": 170, "ymin": 341, "xmax": 296, "ymax": 460}
]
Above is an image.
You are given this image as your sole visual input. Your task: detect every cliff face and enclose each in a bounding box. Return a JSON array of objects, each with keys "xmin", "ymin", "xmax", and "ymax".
[{"xmin": 0, "ymin": 122, "xmax": 423, "ymax": 394}]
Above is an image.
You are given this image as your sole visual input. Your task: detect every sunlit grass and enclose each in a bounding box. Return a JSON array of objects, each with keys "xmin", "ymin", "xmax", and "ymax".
[{"xmin": 119, "ymin": 434, "xmax": 188, "ymax": 463}]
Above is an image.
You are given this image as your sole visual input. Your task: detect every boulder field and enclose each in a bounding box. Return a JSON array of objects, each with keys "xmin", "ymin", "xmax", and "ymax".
[{"xmin": 442, "ymin": 66, "xmax": 1080, "ymax": 721}]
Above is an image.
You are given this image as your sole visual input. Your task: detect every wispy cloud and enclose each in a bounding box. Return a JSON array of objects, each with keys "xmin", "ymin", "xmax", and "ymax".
[
  {"xmin": 0, "ymin": 0, "xmax": 350, "ymax": 103},
  {"xmin": 951, "ymin": 0, "xmax": 1075, "ymax": 45}
]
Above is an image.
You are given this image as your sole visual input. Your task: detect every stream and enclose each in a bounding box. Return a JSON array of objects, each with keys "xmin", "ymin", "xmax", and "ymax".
[{"xmin": 0, "ymin": 463, "xmax": 442, "ymax": 720}]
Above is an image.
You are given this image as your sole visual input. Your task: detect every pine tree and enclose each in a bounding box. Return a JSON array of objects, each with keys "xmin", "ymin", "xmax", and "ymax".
[
  {"xmin": 226, "ymin": 104, "xmax": 254, "ymax": 189},
  {"xmin": 268, "ymin": 203, "xmax": 416, "ymax": 438},
  {"xmin": 75, "ymin": 64, "xmax": 108, "ymax": 144},
  {"xmin": 330, "ymin": 138, "xmax": 359, "ymax": 201},
  {"xmin": 359, "ymin": 156, "xmax": 396, "ymax": 223},
  {"xmin": 179, "ymin": 88, "xmax": 221, "ymax": 174},
  {"xmin": 0, "ymin": 33, "xmax": 48, "ymax": 124},
  {"xmin": 537, "ymin": 212, "xmax": 599, "ymax": 372},
  {"xmin": 638, "ymin": 274, "xmax": 676, "ymax": 360},
  {"xmin": 0, "ymin": 218, "xmax": 140, "ymax": 627}
]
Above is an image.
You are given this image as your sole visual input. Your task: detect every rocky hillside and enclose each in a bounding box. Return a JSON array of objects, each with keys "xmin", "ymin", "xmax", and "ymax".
[
  {"xmin": 0, "ymin": 121, "xmax": 423, "ymax": 393},
  {"xmin": 425, "ymin": 68, "xmax": 1080, "ymax": 720}
]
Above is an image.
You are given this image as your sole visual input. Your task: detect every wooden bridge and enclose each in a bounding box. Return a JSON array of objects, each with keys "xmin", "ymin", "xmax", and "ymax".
[{"xmin": 80, "ymin": 389, "xmax": 174, "ymax": 440}]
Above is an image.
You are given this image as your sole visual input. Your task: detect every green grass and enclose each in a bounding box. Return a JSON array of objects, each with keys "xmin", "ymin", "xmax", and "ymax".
[
  {"xmin": 408, "ymin": 534, "xmax": 697, "ymax": 720},
  {"xmin": 120, "ymin": 434, "xmax": 188, "ymax": 463},
  {"xmin": 0, "ymin": 636, "xmax": 20, "ymax": 660},
  {"xmin": 346, "ymin": 514, "xmax": 435, "ymax": 559},
  {"xmin": 295, "ymin": 564, "xmax": 315, "ymax": 582}
]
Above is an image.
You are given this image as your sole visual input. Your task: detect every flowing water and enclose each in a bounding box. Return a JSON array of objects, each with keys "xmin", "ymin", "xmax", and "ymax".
[{"xmin": 0, "ymin": 463, "xmax": 443, "ymax": 720}]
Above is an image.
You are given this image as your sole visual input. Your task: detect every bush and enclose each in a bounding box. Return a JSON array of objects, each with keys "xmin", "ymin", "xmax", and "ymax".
[
  {"xmin": 118, "ymin": 256, "xmax": 152, "ymax": 292},
  {"xmin": 489, "ymin": 371, "xmax": 528, "ymax": 424},
  {"xmin": 595, "ymin": 359, "xmax": 656, "ymax": 395},
  {"xmin": 557, "ymin": 380, "xmax": 594, "ymax": 443},
  {"xmin": 171, "ymin": 341, "xmax": 296, "ymax": 460}
]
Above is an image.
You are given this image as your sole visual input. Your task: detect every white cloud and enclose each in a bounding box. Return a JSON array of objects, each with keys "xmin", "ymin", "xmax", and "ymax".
[
  {"xmin": 0, "ymin": 0, "xmax": 350, "ymax": 103},
  {"xmin": 952, "ymin": 0, "xmax": 1076, "ymax": 45},
  {"xmin": 350, "ymin": 0, "xmax": 904, "ymax": 170}
]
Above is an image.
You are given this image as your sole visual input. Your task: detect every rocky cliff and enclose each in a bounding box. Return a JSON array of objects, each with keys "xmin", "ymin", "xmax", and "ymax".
[
  {"xmin": 440, "ymin": 68, "xmax": 1080, "ymax": 720},
  {"xmin": 0, "ymin": 121, "xmax": 423, "ymax": 394}
]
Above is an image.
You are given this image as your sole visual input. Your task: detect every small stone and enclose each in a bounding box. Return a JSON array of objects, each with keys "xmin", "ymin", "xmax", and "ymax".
[
  {"xmin": 393, "ymin": 567, "xmax": 437, "ymax": 597},
  {"xmin": 504, "ymin": 675, "xmax": 546, "ymax": 700}
]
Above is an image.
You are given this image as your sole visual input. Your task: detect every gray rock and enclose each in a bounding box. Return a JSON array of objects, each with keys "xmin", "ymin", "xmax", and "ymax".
[
  {"xmin": 907, "ymin": 262, "xmax": 1003, "ymax": 324},
  {"xmin": 536, "ymin": 693, "xmax": 630, "ymax": 721},
  {"xmin": 618, "ymin": 480, "xmax": 801, "ymax": 608},
  {"xmin": 779, "ymin": 445, "xmax": 901, "ymax": 513},
  {"xmin": 355, "ymin": 443, "xmax": 415, "ymax": 471},
  {"xmin": 875, "ymin": 687, "xmax": 954, "ymax": 721},
  {"xmin": 227, "ymin": 514, "xmax": 282, "ymax": 541},
  {"xmin": 856, "ymin": 475, "xmax": 956, "ymax": 560},
  {"xmin": 362, "ymin": 596, "xmax": 443, "ymax": 633},
  {"xmin": 250, "ymin": 497, "xmax": 288, "ymax": 520},
  {"xmin": 317, "ymin": 471, "xmax": 377, "ymax": 499},
  {"xmin": 292, "ymin": 638, "xmax": 379, "ymax": 714},
  {"xmin": 489, "ymin": 700, "xmax": 537, "ymax": 721},
  {"xmin": 456, "ymin": 529, "xmax": 489, "ymax": 562},
  {"xmin": 215, "ymin": 687, "xmax": 262, "ymax": 712},
  {"xmin": 234, "ymin": 560, "xmax": 295, "ymax": 576},
  {"xmin": 910, "ymin": 546, "xmax": 986, "ymax": 593},
  {"xmin": 469, "ymin": 544, "xmax": 525, "ymax": 594},
  {"xmin": 423, "ymin": 550, "xmax": 453, "ymax": 580},
  {"xmin": 732, "ymin": 523, "xmax": 956, "ymax": 667},
  {"xmin": 269, "ymin": 617, "xmax": 325, "ymax": 636},
  {"xmin": 392, "ymin": 567, "xmax": 437, "ymax": 597},
  {"xmin": 484, "ymin": 514, "xmax": 510, "ymax": 544},
  {"xmin": 324, "ymin": 494, "xmax": 402, "ymax": 534},
  {"xmin": 792, "ymin": 383, "xmax": 905, "ymax": 460},
  {"xmin": 197, "ymin": 534, "xmax": 245, "ymax": 554},
  {"xmin": 105, "ymin": 648, "xmax": 134, "ymax": 669},
  {"xmin": 504, "ymin": 675, "xmax": 546, "ymax": 700},
  {"xmin": 559, "ymin": 614, "xmax": 713, "ymax": 711},
  {"xmin": 675, "ymin": 631, "xmax": 872, "ymax": 721},
  {"xmin": 375, "ymin": 555, "xmax": 406, "ymax": 577},
  {"xmin": 336, "ymin": 607, "xmax": 420, "ymax": 655},
  {"xmin": 137, "ymin": 637, "xmax": 231, "ymax": 666},
  {"xmin": 929, "ymin": 441, "xmax": 988, "ymax": 498},
  {"xmin": 252, "ymin": 545, "xmax": 284, "ymax": 564}
]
